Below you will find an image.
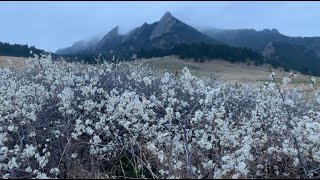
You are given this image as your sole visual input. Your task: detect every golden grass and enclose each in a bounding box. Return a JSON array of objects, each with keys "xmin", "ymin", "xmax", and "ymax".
[
  {"xmin": 139, "ymin": 56, "xmax": 320, "ymax": 88},
  {"xmin": 0, "ymin": 56, "xmax": 27, "ymax": 70},
  {"xmin": 1, "ymin": 55, "xmax": 319, "ymax": 89}
]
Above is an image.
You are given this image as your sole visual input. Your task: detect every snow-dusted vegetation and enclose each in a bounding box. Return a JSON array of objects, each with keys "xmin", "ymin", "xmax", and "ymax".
[{"xmin": 1, "ymin": 54, "xmax": 320, "ymax": 179}]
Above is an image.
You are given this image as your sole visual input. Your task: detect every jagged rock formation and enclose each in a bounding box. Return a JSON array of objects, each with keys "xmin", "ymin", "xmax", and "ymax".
[
  {"xmin": 56, "ymin": 11, "xmax": 220, "ymax": 55},
  {"xmin": 150, "ymin": 11, "xmax": 177, "ymax": 40},
  {"xmin": 95, "ymin": 26, "xmax": 124, "ymax": 53}
]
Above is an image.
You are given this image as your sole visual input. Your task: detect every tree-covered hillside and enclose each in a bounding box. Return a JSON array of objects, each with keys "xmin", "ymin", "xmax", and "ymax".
[
  {"xmin": 58, "ymin": 42, "xmax": 264, "ymax": 67},
  {"xmin": 0, "ymin": 42, "xmax": 46, "ymax": 57}
]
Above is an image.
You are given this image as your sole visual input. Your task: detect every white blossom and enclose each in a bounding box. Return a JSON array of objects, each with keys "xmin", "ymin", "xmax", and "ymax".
[
  {"xmin": 7, "ymin": 125, "xmax": 15, "ymax": 132},
  {"xmin": 50, "ymin": 168, "xmax": 60, "ymax": 176},
  {"xmin": 22, "ymin": 144, "xmax": 36, "ymax": 158},
  {"xmin": 0, "ymin": 54, "xmax": 320, "ymax": 179},
  {"xmin": 71, "ymin": 153, "xmax": 78, "ymax": 159},
  {"xmin": 282, "ymin": 77, "xmax": 291, "ymax": 85},
  {"xmin": 143, "ymin": 77, "xmax": 152, "ymax": 86}
]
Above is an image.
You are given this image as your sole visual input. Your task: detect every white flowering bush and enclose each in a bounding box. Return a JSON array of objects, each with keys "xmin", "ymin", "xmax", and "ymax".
[{"xmin": 1, "ymin": 54, "xmax": 320, "ymax": 179}]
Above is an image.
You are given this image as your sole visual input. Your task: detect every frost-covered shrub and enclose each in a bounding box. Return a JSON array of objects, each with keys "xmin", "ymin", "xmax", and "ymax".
[{"xmin": 0, "ymin": 54, "xmax": 320, "ymax": 179}]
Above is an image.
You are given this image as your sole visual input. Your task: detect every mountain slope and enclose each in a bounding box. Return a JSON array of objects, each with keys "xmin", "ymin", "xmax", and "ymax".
[
  {"xmin": 263, "ymin": 42, "xmax": 320, "ymax": 75},
  {"xmin": 203, "ymin": 28, "xmax": 289, "ymax": 51},
  {"xmin": 203, "ymin": 28, "xmax": 320, "ymax": 75},
  {"xmin": 203, "ymin": 28, "xmax": 320, "ymax": 57},
  {"xmin": 95, "ymin": 26, "xmax": 124, "ymax": 53},
  {"xmin": 56, "ymin": 11, "xmax": 221, "ymax": 55},
  {"xmin": 56, "ymin": 36, "xmax": 101, "ymax": 55},
  {"xmin": 55, "ymin": 11, "xmax": 320, "ymax": 76},
  {"xmin": 147, "ymin": 12, "xmax": 219, "ymax": 49}
]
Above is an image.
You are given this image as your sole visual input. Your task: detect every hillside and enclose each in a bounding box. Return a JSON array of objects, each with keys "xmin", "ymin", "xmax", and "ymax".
[
  {"xmin": 203, "ymin": 28, "xmax": 320, "ymax": 76},
  {"xmin": 0, "ymin": 42, "xmax": 46, "ymax": 57},
  {"xmin": 203, "ymin": 28, "xmax": 320, "ymax": 53},
  {"xmin": 55, "ymin": 37, "xmax": 100, "ymax": 55}
]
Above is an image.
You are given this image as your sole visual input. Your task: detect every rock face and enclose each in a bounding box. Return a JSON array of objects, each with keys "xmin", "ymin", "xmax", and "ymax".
[
  {"xmin": 95, "ymin": 26, "xmax": 124, "ymax": 53},
  {"xmin": 56, "ymin": 11, "xmax": 220, "ymax": 55},
  {"xmin": 262, "ymin": 42, "xmax": 275, "ymax": 60},
  {"xmin": 97, "ymin": 26, "xmax": 120, "ymax": 48},
  {"xmin": 118, "ymin": 10, "xmax": 219, "ymax": 50},
  {"xmin": 120, "ymin": 22, "xmax": 157, "ymax": 49},
  {"xmin": 150, "ymin": 11, "xmax": 177, "ymax": 40},
  {"xmin": 149, "ymin": 11, "xmax": 220, "ymax": 49}
]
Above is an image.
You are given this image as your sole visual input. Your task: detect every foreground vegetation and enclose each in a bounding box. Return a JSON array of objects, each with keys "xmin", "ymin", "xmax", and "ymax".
[{"xmin": 1, "ymin": 54, "xmax": 320, "ymax": 179}]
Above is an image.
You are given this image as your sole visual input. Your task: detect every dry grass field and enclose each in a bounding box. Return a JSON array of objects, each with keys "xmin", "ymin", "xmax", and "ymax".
[
  {"xmin": 1, "ymin": 55, "xmax": 319, "ymax": 90},
  {"xmin": 140, "ymin": 56, "xmax": 320, "ymax": 90},
  {"xmin": 0, "ymin": 56, "xmax": 27, "ymax": 69}
]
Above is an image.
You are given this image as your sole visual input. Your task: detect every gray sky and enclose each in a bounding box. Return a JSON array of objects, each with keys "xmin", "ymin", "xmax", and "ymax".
[{"xmin": 1, "ymin": 1, "xmax": 320, "ymax": 52}]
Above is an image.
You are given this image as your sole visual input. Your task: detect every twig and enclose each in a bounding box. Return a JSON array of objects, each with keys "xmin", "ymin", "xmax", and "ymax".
[
  {"xmin": 268, "ymin": 66, "xmax": 309, "ymax": 177},
  {"xmin": 181, "ymin": 103, "xmax": 203, "ymax": 178}
]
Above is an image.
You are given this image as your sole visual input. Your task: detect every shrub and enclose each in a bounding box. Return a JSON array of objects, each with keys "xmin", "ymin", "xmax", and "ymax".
[{"xmin": 0, "ymin": 54, "xmax": 320, "ymax": 178}]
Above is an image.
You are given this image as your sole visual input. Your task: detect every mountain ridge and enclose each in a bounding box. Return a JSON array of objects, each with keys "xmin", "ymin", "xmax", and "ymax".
[
  {"xmin": 203, "ymin": 28, "xmax": 320, "ymax": 53},
  {"xmin": 203, "ymin": 28, "xmax": 320, "ymax": 74},
  {"xmin": 56, "ymin": 11, "xmax": 221, "ymax": 55},
  {"xmin": 55, "ymin": 11, "xmax": 320, "ymax": 76}
]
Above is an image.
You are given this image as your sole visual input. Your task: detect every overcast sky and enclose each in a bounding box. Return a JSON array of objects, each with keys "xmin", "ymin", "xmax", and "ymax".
[{"xmin": 1, "ymin": 1, "xmax": 320, "ymax": 52}]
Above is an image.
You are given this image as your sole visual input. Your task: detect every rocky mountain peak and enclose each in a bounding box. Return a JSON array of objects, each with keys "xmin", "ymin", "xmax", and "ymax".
[
  {"xmin": 150, "ymin": 11, "xmax": 177, "ymax": 40},
  {"xmin": 161, "ymin": 11, "xmax": 174, "ymax": 21},
  {"xmin": 98, "ymin": 26, "xmax": 120, "ymax": 42},
  {"xmin": 95, "ymin": 26, "xmax": 122, "ymax": 50},
  {"xmin": 107, "ymin": 26, "xmax": 119, "ymax": 36},
  {"xmin": 271, "ymin": 28, "xmax": 280, "ymax": 34},
  {"xmin": 57, "ymin": 11, "xmax": 219, "ymax": 55},
  {"xmin": 261, "ymin": 28, "xmax": 280, "ymax": 34}
]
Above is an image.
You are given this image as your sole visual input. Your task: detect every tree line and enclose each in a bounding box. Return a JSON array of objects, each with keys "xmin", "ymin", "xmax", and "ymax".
[
  {"xmin": 58, "ymin": 43, "xmax": 267, "ymax": 68},
  {"xmin": 0, "ymin": 42, "xmax": 46, "ymax": 57},
  {"xmin": 3, "ymin": 40, "xmax": 319, "ymax": 76},
  {"xmin": 136, "ymin": 43, "xmax": 264, "ymax": 65}
]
